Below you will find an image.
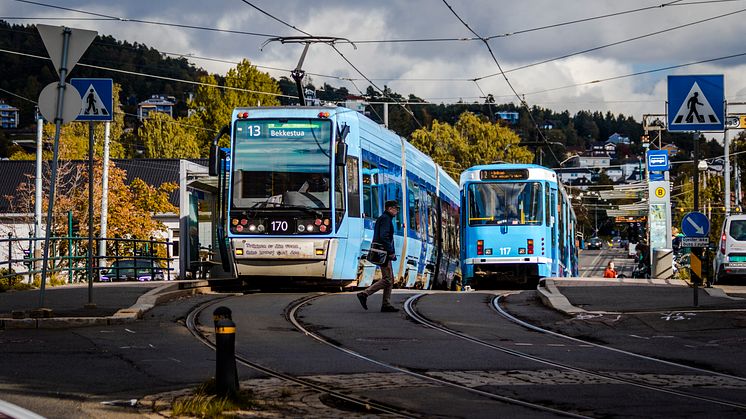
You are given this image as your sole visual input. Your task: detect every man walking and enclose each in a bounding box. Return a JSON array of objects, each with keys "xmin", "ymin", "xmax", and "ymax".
[{"xmin": 357, "ymin": 200, "xmax": 400, "ymax": 312}]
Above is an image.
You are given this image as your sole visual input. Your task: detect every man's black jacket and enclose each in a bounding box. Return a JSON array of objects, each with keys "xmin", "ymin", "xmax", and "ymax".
[{"xmin": 373, "ymin": 211, "xmax": 395, "ymax": 254}]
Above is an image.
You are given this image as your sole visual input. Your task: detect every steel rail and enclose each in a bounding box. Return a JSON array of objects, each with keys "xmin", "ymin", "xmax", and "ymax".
[
  {"xmin": 288, "ymin": 293, "xmax": 591, "ymax": 419},
  {"xmin": 405, "ymin": 293, "xmax": 746, "ymax": 410},
  {"xmin": 185, "ymin": 296, "xmax": 416, "ymax": 418},
  {"xmin": 492, "ymin": 294, "xmax": 746, "ymax": 382}
]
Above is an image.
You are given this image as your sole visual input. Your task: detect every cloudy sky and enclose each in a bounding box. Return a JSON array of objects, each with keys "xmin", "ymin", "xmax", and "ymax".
[{"xmin": 3, "ymin": 0, "xmax": 746, "ymax": 119}]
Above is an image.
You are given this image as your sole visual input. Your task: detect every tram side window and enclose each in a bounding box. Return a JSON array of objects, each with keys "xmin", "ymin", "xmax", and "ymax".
[
  {"xmin": 346, "ymin": 156, "xmax": 360, "ymax": 217},
  {"xmin": 427, "ymin": 192, "xmax": 436, "ymax": 242},
  {"xmin": 407, "ymin": 180, "xmax": 420, "ymax": 233},
  {"xmin": 362, "ymin": 160, "xmax": 381, "ymax": 220}
]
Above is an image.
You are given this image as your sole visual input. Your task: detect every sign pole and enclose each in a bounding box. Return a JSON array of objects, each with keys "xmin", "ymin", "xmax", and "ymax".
[
  {"xmin": 39, "ymin": 27, "xmax": 72, "ymax": 308},
  {"xmin": 87, "ymin": 121, "xmax": 96, "ymax": 308},
  {"xmin": 725, "ymin": 114, "xmax": 731, "ymax": 215},
  {"xmin": 692, "ymin": 131, "xmax": 700, "ymax": 307}
]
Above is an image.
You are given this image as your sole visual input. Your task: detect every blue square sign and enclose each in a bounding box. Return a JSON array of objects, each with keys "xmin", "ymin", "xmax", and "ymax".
[
  {"xmin": 646, "ymin": 150, "xmax": 669, "ymax": 172},
  {"xmin": 667, "ymin": 75, "xmax": 724, "ymax": 132},
  {"xmin": 70, "ymin": 78, "xmax": 113, "ymax": 121}
]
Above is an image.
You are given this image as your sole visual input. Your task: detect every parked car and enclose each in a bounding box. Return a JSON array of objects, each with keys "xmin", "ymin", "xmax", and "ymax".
[
  {"xmin": 611, "ymin": 236, "xmax": 622, "ymax": 248},
  {"xmin": 713, "ymin": 214, "xmax": 746, "ymax": 283},
  {"xmin": 100, "ymin": 259, "xmax": 164, "ymax": 282},
  {"xmin": 587, "ymin": 237, "xmax": 603, "ymax": 250}
]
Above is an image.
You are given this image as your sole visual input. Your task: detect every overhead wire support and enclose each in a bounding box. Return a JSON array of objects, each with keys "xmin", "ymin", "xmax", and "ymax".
[
  {"xmin": 242, "ymin": 0, "xmax": 423, "ymax": 128},
  {"xmin": 262, "ymin": 36, "xmax": 357, "ymax": 106}
]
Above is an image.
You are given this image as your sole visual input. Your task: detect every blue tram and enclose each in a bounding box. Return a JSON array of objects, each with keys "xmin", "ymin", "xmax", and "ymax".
[
  {"xmin": 209, "ymin": 106, "xmax": 461, "ymax": 289},
  {"xmin": 459, "ymin": 164, "xmax": 578, "ymax": 286}
]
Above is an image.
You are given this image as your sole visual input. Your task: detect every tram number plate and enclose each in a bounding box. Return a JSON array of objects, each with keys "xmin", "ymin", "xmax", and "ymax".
[{"xmin": 269, "ymin": 219, "xmax": 294, "ymax": 234}]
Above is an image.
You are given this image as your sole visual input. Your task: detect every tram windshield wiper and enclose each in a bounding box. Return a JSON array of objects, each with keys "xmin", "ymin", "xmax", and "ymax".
[{"xmin": 250, "ymin": 201, "xmax": 322, "ymax": 218}]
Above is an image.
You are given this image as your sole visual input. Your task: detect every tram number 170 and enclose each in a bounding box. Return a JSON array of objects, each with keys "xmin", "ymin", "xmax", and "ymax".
[{"xmin": 271, "ymin": 220, "xmax": 289, "ymax": 232}]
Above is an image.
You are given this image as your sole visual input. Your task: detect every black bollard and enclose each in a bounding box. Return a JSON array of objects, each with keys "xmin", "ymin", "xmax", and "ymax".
[
  {"xmin": 215, "ymin": 317, "xmax": 238, "ymax": 398},
  {"xmin": 213, "ymin": 306, "xmax": 232, "ymax": 323}
]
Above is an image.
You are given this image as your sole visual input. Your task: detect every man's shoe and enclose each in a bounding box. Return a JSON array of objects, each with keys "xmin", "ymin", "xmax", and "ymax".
[
  {"xmin": 357, "ymin": 292, "xmax": 368, "ymax": 310},
  {"xmin": 380, "ymin": 305, "xmax": 399, "ymax": 313}
]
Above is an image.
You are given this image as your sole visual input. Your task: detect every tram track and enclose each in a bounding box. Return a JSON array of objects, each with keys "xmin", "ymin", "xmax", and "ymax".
[
  {"xmin": 185, "ymin": 296, "xmax": 417, "ymax": 418},
  {"xmin": 288, "ymin": 293, "xmax": 592, "ymax": 418},
  {"xmin": 400, "ymin": 293, "xmax": 746, "ymax": 412}
]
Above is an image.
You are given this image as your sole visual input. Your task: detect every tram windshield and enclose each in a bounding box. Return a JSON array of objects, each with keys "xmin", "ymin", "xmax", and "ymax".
[
  {"xmin": 468, "ymin": 182, "xmax": 543, "ymax": 226},
  {"xmin": 231, "ymin": 118, "xmax": 333, "ymax": 210}
]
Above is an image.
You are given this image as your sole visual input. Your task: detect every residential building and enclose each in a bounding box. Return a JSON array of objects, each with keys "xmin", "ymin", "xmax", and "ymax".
[
  {"xmin": 608, "ymin": 132, "xmax": 631, "ymax": 144},
  {"xmin": 556, "ymin": 167, "xmax": 594, "ymax": 184},
  {"xmin": 578, "ymin": 155, "xmax": 610, "ymax": 168},
  {"xmin": 496, "ymin": 111, "xmax": 519, "ymax": 125},
  {"xmin": 0, "ymin": 100, "xmax": 19, "ymax": 128},
  {"xmin": 137, "ymin": 95, "xmax": 176, "ymax": 120},
  {"xmin": 604, "ymin": 167, "xmax": 624, "ymax": 183}
]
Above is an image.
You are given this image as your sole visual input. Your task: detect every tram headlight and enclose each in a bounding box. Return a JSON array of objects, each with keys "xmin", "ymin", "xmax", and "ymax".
[
  {"xmin": 248, "ymin": 224, "xmax": 256, "ymax": 232},
  {"xmin": 257, "ymin": 224, "xmax": 265, "ymax": 232},
  {"xmin": 307, "ymin": 225, "xmax": 314, "ymax": 232},
  {"xmin": 297, "ymin": 224, "xmax": 306, "ymax": 232}
]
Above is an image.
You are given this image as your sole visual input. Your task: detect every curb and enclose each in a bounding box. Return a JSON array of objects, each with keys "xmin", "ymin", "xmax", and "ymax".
[
  {"xmin": 704, "ymin": 286, "xmax": 745, "ymax": 300},
  {"xmin": 536, "ymin": 279, "xmax": 590, "ymax": 316},
  {"xmin": 0, "ymin": 280, "xmax": 210, "ymax": 330}
]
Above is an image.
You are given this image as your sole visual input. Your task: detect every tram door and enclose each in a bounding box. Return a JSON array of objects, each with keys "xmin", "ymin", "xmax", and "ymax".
[{"xmin": 550, "ymin": 188, "xmax": 558, "ymax": 275}]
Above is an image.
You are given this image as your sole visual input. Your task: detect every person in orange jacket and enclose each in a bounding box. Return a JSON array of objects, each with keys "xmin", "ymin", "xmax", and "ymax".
[{"xmin": 603, "ymin": 261, "xmax": 617, "ymax": 278}]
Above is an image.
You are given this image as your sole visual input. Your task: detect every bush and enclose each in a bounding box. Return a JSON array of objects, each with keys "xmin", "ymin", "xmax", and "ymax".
[{"xmin": 0, "ymin": 268, "xmax": 23, "ymax": 292}]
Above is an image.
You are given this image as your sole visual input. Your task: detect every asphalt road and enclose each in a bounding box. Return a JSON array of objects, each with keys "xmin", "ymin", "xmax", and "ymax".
[{"xmin": 1, "ymin": 248, "xmax": 745, "ymax": 417}]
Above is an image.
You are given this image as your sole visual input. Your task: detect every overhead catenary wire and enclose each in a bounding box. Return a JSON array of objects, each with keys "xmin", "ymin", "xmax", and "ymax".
[
  {"xmin": 475, "ymin": 5, "xmax": 746, "ymax": 81},
  {"xmin": 441, "ymin": 0, "xmax": 562, "ymax": 165}
]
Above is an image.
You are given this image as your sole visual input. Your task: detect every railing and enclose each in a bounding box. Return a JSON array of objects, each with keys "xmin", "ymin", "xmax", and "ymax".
[{"xmin": 0, "ymin": 235, "xmax": 175, "ymax": 285}]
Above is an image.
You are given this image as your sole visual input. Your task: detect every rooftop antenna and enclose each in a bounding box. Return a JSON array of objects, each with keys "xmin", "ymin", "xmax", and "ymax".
[{"xmin": 262, "ymin": 36, "xmax": 356, "ymax": 106}]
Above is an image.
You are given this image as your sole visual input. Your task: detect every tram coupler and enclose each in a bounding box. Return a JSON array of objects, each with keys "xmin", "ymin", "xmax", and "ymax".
[{"xmin": 214, "ymin": 313, "xmax": 239, "ymax": 398}]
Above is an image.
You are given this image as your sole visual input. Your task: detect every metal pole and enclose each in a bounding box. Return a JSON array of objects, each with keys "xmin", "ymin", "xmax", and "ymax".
[
  {"xmin": 725, "ymin": 126, "xmax": 731, "ymax": 215},
  {"xmin": 40, "ymin": 27, "xmax": 72, "ymax": 307},
  {"xmin": 383, "ymin": 102, "xmax": 389, "ymax": 128},
  {"xmin": 34, "ymin": 117, "xmax": 43, "ymax": 242},
  {"xmin": 87, "ymin": 121, "xmax": 95, "ymax": 306},
  {"xmin": 693, "ymin": 132, "xmax": 700, "ymax": 307},
  {"xmin": 99, "ymin": 121, "xmax": 110, "ymax": 271},
  {"xmin": 68, "ymin": 210, "xmax": 73, "ymax": 284}
]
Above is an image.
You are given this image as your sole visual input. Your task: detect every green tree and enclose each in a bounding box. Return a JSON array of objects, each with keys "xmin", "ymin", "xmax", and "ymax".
[
  {"xmin": 191, "ymin": 59, "xmax": 282, "ymax": 147},
  {"xmin": 140, "ymin": 112, "xmax": 201, "ymax": 158},
  {"xmin": 410, "ymin": 112, "xmax": 533, "ymax": 178}
]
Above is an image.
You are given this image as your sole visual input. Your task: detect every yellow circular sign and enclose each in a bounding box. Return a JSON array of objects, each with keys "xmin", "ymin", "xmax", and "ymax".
[{"xmin": 655, "ymin": 187, "xmax": 666, "ymax": 198}]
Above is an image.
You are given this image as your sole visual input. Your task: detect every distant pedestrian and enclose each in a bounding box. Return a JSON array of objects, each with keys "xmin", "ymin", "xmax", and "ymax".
[
  {"xmin": 603, "ymin": 261, "xmax": 617, "ymax": 278},
  {"xmin": 357, "ymin": 200, "xmax": 400, "ymax": 312}
]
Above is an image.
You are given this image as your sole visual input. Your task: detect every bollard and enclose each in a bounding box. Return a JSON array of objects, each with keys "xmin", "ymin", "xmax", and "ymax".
[
  {"xmin": 213, "ymin": 306, "xmax": 232, "ymax": 323},
  {"xmin": 214, "ymin": 309, "xmax": 238, "ymax": 398}
]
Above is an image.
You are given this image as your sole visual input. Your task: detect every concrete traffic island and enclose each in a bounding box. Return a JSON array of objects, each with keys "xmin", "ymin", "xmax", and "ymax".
[
  {"xmin": 538, "ymin": 277, "xmax": 746, "ymax": 316},
  {"xmin": 0, "ymin": 280, "xmax": 210, "ymax": 329}
]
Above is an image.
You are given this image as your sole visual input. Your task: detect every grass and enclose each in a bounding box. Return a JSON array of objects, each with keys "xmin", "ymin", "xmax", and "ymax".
[{"xmin": 171, "ymin": 379, "xmax": 260, "ymax": 419}]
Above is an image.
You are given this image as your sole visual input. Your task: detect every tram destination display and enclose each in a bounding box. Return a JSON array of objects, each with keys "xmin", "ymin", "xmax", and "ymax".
[{"xmin": 480, "ymin": 169, "xmax": 529, "ymax": 180}]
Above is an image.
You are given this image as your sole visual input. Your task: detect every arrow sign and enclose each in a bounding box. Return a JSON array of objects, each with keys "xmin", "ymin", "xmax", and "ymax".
[
  {"xmin": 681, "ymin": 211, "xmax": 709, "ymax": 238},
  {"xmin": 686, "ymin": 217, "xmax": 705, "ymax": 235}
]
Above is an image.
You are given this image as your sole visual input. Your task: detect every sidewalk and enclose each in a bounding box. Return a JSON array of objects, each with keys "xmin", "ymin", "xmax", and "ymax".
[
  {"xmin": 538, "ymin": 277, "xmax": 746, "ymax": 315},
  {"xmin": 0, "ymin": 280, "xmax": 209, "ymax": 329}
]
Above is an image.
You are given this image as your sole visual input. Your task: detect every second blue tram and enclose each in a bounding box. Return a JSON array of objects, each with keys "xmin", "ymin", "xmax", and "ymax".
[
  {"xmin": 459, "ymin": 164, "xmax": 577, "ymax": 286},
  {"xmin": 209, "ymin": 106, "xmax": 461, "ymax": 290}
]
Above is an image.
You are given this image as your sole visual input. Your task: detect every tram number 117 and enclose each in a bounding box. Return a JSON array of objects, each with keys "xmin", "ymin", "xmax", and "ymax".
[{"xmin": 499, "ymin": 247, "xmax": 511, "ymax": 255}]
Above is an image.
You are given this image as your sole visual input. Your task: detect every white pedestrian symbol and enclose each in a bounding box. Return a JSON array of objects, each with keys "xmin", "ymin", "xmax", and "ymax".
[
  {"xmin": 671, "ymin": 82, "xmax": 720, "ymax": 126},
  {"xmin": 81, "ymin": 84, "xmax": 109, "ymax": 116}
]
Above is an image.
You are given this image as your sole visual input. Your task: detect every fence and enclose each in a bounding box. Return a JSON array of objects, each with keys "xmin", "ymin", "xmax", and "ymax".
[{"xmin": 0, "ymin": 235, "xmax": 175, "ymax": 285}]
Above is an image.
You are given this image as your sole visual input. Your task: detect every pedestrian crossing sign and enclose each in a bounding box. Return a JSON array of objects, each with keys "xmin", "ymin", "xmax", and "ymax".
[
  {"xmin": 667, "ymin": 75, "xmax": 724, "ymax": 132},
  {"xmin": 70, "ymin": 78, "xmax": 113, "ymax": 121}
]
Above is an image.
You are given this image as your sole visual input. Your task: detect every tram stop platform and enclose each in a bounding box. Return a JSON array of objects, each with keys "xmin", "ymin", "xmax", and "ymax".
[
  {"xmin": 538, "ymin": 277, "xmax": 746, "ymax": 315},
  {"xmin": 0, "ymin": 280, "xmax": 209, "ymax": 329}
]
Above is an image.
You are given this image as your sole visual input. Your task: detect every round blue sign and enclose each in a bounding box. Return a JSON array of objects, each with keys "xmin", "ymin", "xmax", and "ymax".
[{"xmin": 681, "ymin": 211, "xmax": 709, "ymax": 237}]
